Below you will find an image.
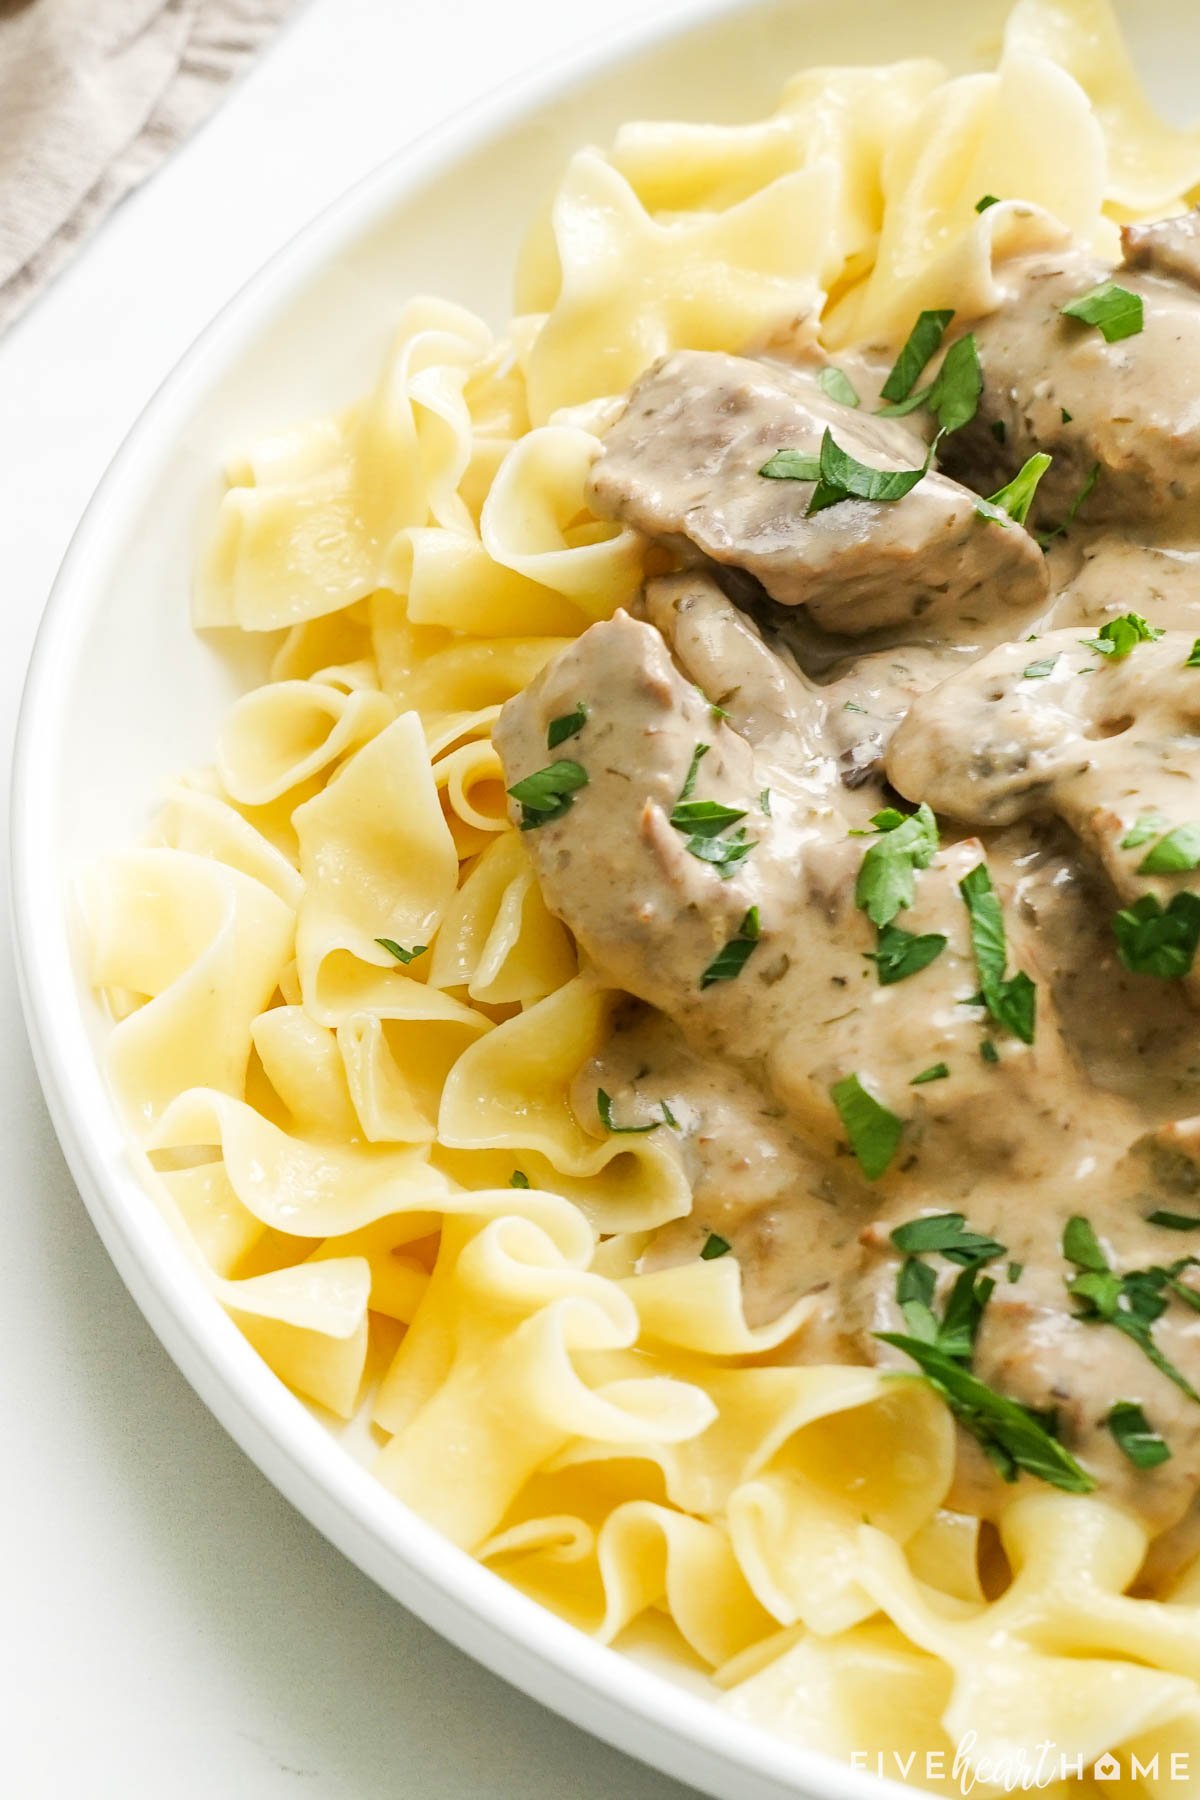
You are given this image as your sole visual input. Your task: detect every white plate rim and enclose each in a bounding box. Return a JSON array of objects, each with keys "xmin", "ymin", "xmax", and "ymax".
[{"xmin": 9, "ymin": 6, "xmax": 923, "ymax": 1797}]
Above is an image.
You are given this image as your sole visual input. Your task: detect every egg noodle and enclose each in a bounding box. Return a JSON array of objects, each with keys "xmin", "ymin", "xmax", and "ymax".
[{"xmin": 86, "ymin": 2, "xmax": 1200, "ymax": 1789}]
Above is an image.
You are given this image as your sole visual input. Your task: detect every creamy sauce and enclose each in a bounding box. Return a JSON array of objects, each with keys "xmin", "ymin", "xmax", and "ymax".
[{"xmin": 495, "ymin": 242, "xmax": 1200, "ymax": 1549}]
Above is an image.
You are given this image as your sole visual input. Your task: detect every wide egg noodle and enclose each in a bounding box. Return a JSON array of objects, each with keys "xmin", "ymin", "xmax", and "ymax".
[{"xmin": 84, "ymin": 2, "xmax": 1200, "ymax": 1784}]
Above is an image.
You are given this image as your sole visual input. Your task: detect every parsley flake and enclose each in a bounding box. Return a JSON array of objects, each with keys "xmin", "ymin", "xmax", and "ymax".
[
  {"xmin": 891, "ymin": 1213, "xmax": 1005, "ymax": 1266},
  {"xmin": 911, "ymin": 1062, "xmax": 950, "ymax": 1085},
  {"xmin": 700, "ymin": 907, "xmax": 761, "ymax": 989},
  {"xmin": 508, "ymin": 760, "xmax": 588, "ymax": 829},
  {"xmin": 1148, "ymin": 1210, "xmax": 1200, "ymax": 1231},
  {"xmin": 975, "ymin": 452, "xmax": 1052, "ymax": 528},
  {"xmin": 597, "ymin": 1089, "xmax": 659, "ymax": 1135},
  {"xmin": 1187, "ymin": 640, "xmax": 1200, "ymax": 668},
  {"xmin": 510, "ymin": 1170, "xmax": 530, "ymax": 1189},
  {"xmin": 1080, "ymin": 612, "xmax": 1163, "ymax": 660},
  {"xmin": 831, "ymin": 1073, "xmax": 903, "ymax": 1180},
  {"xmin": 959, "ymin": 863, "xmax": 1037, "ymax": 1043},
  {"xmin": 1138, "ymin": 824, "xmax": 1200, "ymax": 875},
  {"xmin": 1061, "ymin": 281, "xmax": 1144, "ymax": 343},
  {"xmin": 818, "ymin": 365, "xmax": 860, "ymax": 408},
  {"xmin": 1109, "ymin": 1401, "xmax": 1171, "ymax": 1469},
  {"xmin": 975, "ymin": 194, "xmax": 1001, "ymax": 212},
  {"xmin": 547, "ymin": 703, "xmax": 589, "ymax": 750},
  {"xmin": 1122, "ymin": 812, "xmax": 1169, "ymax": 850},
  {"xmin": 376, "ymin": 938, "xmax": 427, "ymax": 965},
  {"xmin": 880, "ymin": 309, "xmax": 955, "ymax": 403},
  {"xmin": 701, "ymin": 1232, "xmax": 731, "ymax": 1261},
  {"xmin": 868, "ymin": 921, "xmax": 947, "ymax": 986},
  {"xmin": 1113, "ymin": 892, "xmax": 1200, "ymax": 979},
  {"xmin": 1023, "ymin": 656, "xmax": 1059, "ymax": 680},
  {"xmin": 854, "ymin": 803, "xmax": 939, "ymax": 929}
]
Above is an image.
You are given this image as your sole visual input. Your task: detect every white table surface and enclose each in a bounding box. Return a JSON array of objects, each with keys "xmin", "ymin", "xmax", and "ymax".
[{"xmin": 1, "ymin": 4, "xmax": 703, "ymax": 1794}]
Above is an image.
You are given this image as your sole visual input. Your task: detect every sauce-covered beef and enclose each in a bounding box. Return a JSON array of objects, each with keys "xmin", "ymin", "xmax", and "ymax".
[
  {"xmin": 940, "ymin": 245, "xmax": 1200, "ymax": 524},
  {"xmin": 586, "ymin": 349, "xmax": 1049, "ymax": 637},
  {"xmin": 1122, "ymin": 207, "xmax": 1200, "ymax": 291}
]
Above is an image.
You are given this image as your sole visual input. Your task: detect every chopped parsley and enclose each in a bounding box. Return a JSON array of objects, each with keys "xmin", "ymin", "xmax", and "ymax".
[
  {"xmin": 980, "ymin": 1039, "xmax": 1000, "ymax": 1064},
  {"xmin": 959, "ymin": 862, "xmax": 1037, "ymax": 1043},
  {"xmin": 1108, "ymin": 1401, "xmax": 1171, "ymax": 1469},
  {"xmin": 867, "ymin": 920, "xmax": 947, "ymax": 986},
  {"xmin": 1062, "ymin": 1215, "xmax": 1200, "ymax": 1403},
  {"xmin": 880, "ymin": 309, "xmax": 955, "ymax": 403},
  {"xmin": 1187, "ymin": 640, "xmax": 1200, "ymax": 668},
  {"xmin": 700, "ymin": 907, "xmax": 761, "ymax": 989},
  {"xmin": 1080, "ymin": 612, "xmax": 1163, "ymax": 660},
  {"xmin": 975, "ymin": 452, "xmax": 1052, "ymax": 528},
  {"xmin": 1113, "ymin": 892, "xmax": 1200, "ymax": 979},
  {"xmin": 818, "ymin": 365, "xmax": 860, "ymax": 408},
  {"xmin": 1008, "ymin": 1261, "xmax": 1024, "ymax": 1283},
  {"xmin": 670, "ymin": 746, "xmax": 755, "ymax": 876},
  {"xmin": 975, "ymin": 194, "xmax": 1001, "ymax": 212},
  {"xmin": 678, "ymin": 742, "xmax": 709, "ymax": 802},
  {"xmin": 1061, "ymin": 280, "xmax": 1144, "ymax": 343},
  {"xmin": 891, "ymin": 1213, "xmax": 1005, "ymax": 1265},
  {"xmin": 700, "ymin": 1232, "xmax": 731, "ymax": 1261},
  {"xmin": 876, "ymin": 334, "xmax": 982, "ymax": 436},
  {"xmin": 880, "ymin": 1209, "xmax": 1090, "ymax": 1491},
  {"xmin": 830, "ymin": 1074, "xmax": 903, "ymax": 1180},
  {"xmin": 376, "ymin": 937, "xmax": 427, "ymax": 964},
  {"xmin": 759, "ymin": 788, "xmax": 772, "ymax": 816},
  {"xmin": 597, "ymin": 1090, "xmax": 660, "ymax": 1134},
  {"xmin": 509, "ymin": 1170, "xmax": 530, "ymax": 1188},
  {"xmin": 1023, "ymin": 656, "xmax": 1059, "ymax": 679},
  {"xmin": 1147, "ymin": 1211, "xmax": 1200, "ymax": 1231},
  {"xmin": 854, "ymin": 803, "xmax": 939, "ymax": 929},
  {"xmin": 547, "ymin": 703, "xmax": 588, "ymax": 749},
  {"xmin": 508, "ymin": 759, "xmax": 588, "ymax": 829},
  {"xmin": 1122, "ymin": 811, "xmax": 1169, "ymax": 850},
  {"xmin": 875, "ymin": 1333, "xmax": 1095, "ymax": 1492},
  {"xmin": 762, "ymin": 428, "xmax": 934, "ymax": 514},
  {"xmin": 992, "ymin": 419, "xmax": 1007, "ymax": 444},
  {"xmin": 660, "ymin": 1100, "xmax": 680, "ymax": 1130},
  {"xmin": 1061, "ymin": 407, "xmax": 1073, "ymax": 424},
  {"xmin": 910, "ymin": 1062, "xmax": 949, "ymax": 1085},
  {"xmin": 1138, "ymin": 824, "xmax": 1200, "ymax": 875},
  {"xmin": 1037, "ymin": 462, "xmax": 1100, "ymax": 548}
]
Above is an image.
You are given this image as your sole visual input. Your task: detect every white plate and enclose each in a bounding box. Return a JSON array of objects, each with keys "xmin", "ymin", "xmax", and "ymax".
[{"xmin": 10, "ymin": 2, "xmax": 1195, "ymax": 1795}]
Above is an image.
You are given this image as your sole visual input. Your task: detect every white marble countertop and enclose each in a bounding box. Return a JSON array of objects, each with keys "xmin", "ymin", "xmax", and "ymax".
[{"xmin": 1, "ymin": 3, "xmax": 701, "ymax": 1793}]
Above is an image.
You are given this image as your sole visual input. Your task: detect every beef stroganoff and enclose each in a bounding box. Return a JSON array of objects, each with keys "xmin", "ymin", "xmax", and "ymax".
[{"xmin": 87, "ymin": 0, "xmax": 1200, "ymax": 1787}]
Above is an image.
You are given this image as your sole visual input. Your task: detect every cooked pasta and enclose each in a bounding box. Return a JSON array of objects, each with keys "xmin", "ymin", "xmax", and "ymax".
[{"xmin": 87, "ymin": 1, "xmax": 1200, "ymax": 1788}]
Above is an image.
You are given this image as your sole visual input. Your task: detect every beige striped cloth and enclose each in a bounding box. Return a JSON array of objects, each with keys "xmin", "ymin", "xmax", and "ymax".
[{"xmin": 0, "ymin": 0, "xmax": 296, "ymax": 330}]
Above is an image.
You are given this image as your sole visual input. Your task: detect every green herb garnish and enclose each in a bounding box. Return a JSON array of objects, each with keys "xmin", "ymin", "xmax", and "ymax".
[
  {"xmin": 975, "ymin": 194, "xmax": 1001, "ymax": 212},
  {"xmin": 1023, "ymin": 656, "xmax": 1059, "ymax": 679},
  {"xmin": 868, "ymin": 921, "xmax": 948, "ymax": 986},
  {"xmin": 959, "ymin": 863, "xmax": 1037, "ymax": 1044},
  {"xmin": 510, "ymin": 1170, "xmax": 530, "ymax": 1188},
  {"xmin": 880, "ymin": 309, "xmax": 955, "ymax": 403},
  {"xmin": 891, "ymin": 1213, "xmax": 1005, "ymax": 1266},
  {"xmin": 1138, "ymin": 824, "xmax": 1200, "ymax": 875},
  {"xmin": 911, "ymin": 1062, "xmax": 950, "ymax": 1085},
  {"xmin": 1147, "ymin": 1211, "xmax": 1200, "ymax": 1231},
  {"xmin": 759, "ymin": 788, "xmax": 772, "ymax": 816},
  {"xmin": 1122, "ymin": 812, "xmax": 1169, "ymax": 850},
  {"xmin": 992, "ymin": 419, "xmax": 1007, "ymax": 444},
  {"xmin": 547, "ymin": 703, "xmax": 588, "ymax": 749},
  {"xmin": 1080, "ymin": 612, "xmax": 1163, "ymax": 660},
  {"xmin": 874, "ymin": 1333, "xmax": 1095, "ymax": 1492},
  {"xmin": 1113, "ymin": 892, "xmax": 1200, "ymax": 980},
  {"xmin": 1187, "ymin": 640, "xmax": 1200, "ymax": 668},
  {"xmin": 854, "ymin": 803, "xmax": 939, "ymax": 929},
  {"xmin": 597, "ymin": 1089, "xmax": 659, "ymax": 1135},
  {"xmin": 701, "ymin": 1232, "xmax": 731, "ymax": 1260},
  {"xmin": 1037, "ymin": 462, "xmax": 1100, "ymax": 548},
  {"xmin": 1108, "ymin": 1401, "xmax": 1171, "ymax": 1469},
  {"xmin": 508, "ymin": 759, "xmax": 588, "ymax": 829},
  {"xmin": 1008, "ymin": 1261, "xmax": 1023, "ymax": 1283},
  {"xmin": 678, "ymin": 742, "xmax": 709, "ymax": 802},
  {"xmin": 1062, "ymin": 1216, "xmax": 1200, "ymax": 1403},
  {"xmin": 1061, "ymin": 281, "xmax": 1144, "ymax": 343},
  {"xmin": 975, "ymin": 452, "xmax": 1052, "ymax": 528},
  {"xmin": 980, "ymin": 1039, "xmax": 1000, "ymax": 1064},
  {"xmin": 700, "ymin": 907, "xmax": 761, "ymax": 989},
  {"xmin": 376, "ymin": 938, "xmax": 427, "ymax": 964},
  {"xmin": 818, "ymin": 365, "xmax": 860, "ymax": 408},
  {"xmin": 831, "ymin": 1074, "xmax": 903, "ymax": 1180}
]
